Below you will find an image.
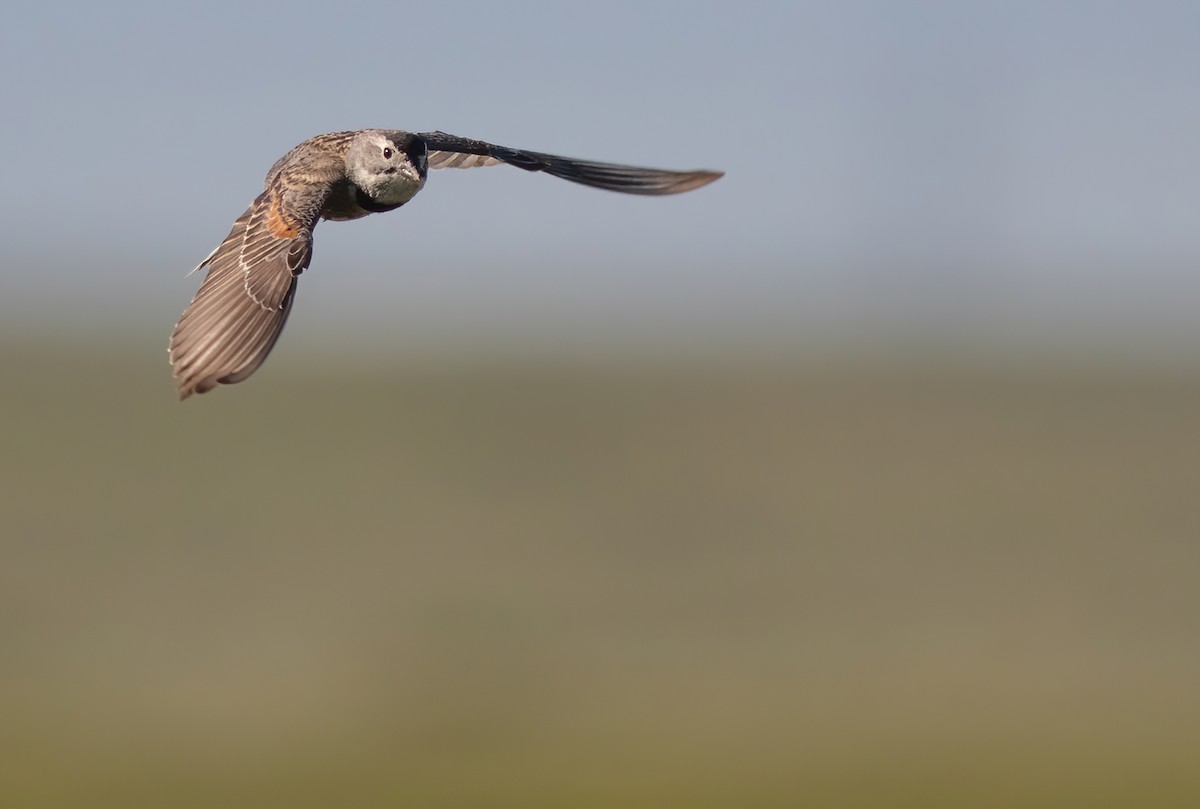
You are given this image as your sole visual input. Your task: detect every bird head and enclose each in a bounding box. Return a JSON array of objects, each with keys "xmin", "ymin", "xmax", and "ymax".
[{"xmin": 345, "ymin": 130, "xmax": 428, "ymax": 204}]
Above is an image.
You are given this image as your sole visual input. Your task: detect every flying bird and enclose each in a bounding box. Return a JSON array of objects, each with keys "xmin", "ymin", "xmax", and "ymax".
[{"xmin": 168, "ymin": 129, "xmax": 723, "ymax": 399}]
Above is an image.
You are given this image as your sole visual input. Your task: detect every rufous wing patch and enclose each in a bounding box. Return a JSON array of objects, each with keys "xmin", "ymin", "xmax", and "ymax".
[{"xmin": 266, "ymin": 196, "xmax": 300, "ymax": 239}]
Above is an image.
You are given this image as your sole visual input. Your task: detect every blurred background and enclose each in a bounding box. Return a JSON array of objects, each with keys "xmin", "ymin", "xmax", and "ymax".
[{"xmin": 3, "ymin": 1, "xmax": 1200, "ymax": 806}]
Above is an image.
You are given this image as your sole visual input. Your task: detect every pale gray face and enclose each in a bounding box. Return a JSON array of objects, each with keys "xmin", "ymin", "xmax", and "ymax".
[{"xmin": 345, "ymin": 130, "xmax": 428, "ymax": 206}]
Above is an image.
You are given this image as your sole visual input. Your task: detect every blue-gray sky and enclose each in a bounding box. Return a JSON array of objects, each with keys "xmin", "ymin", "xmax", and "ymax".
[{"xmin": 3, "ymin": 0, "xmax": 1200, "ymax": 359}]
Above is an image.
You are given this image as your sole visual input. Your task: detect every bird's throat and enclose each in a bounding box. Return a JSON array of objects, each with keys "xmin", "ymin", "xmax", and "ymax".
[{"xmin": 354, "ymin": 186, "xmax": 407, "ymax": 214}]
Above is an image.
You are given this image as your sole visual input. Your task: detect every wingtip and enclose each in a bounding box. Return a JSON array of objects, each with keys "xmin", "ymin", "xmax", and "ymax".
[{"xmin": 668, "ymin": 169, "xmax": 724, "ymax": 194}]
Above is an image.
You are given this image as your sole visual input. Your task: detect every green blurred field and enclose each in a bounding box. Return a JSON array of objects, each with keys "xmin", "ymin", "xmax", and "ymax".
[{"xmin": 2, "ymin": 343, "xmax": 1199, "ymax": 807}]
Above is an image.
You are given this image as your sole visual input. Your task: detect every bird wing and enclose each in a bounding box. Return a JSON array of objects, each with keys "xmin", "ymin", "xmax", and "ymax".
[
  {"xmin": 169, "ymin": 183, "xmax": 328, "ymax": 399},
  {"xmin": 419, "ymin": 131, "xmax": 723, "ymax": 195}
]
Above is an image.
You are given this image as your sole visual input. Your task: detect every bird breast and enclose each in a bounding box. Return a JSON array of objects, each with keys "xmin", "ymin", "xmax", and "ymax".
[
  {"xmin": 321, "ymin": 175, "xmax": 424, "ymax": 221},
  {"xmin": 372, "ymin": 171, "xmax": 425, "ymax": 206}
]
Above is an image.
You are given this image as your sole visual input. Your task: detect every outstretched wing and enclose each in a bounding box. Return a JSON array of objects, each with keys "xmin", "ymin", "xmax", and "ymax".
[
  {"xmin": 169, "ymin": 185, "xmax": 325, "ymax": 399},
  {"xmin": 419, "ymin": 131, "xmax": 723, "ymax": 195}
]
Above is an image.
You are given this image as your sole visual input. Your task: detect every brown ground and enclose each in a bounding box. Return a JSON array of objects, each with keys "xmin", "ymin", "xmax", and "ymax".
[{"xmin": 3, "ymin": 345, "xmax": 1198, "ymax": 807}]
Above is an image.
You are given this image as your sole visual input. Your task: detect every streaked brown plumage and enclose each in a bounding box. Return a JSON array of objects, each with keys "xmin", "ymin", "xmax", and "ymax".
[{"xmin": 169, "ymin": 129, "xmax": 722, "ymax": 399}]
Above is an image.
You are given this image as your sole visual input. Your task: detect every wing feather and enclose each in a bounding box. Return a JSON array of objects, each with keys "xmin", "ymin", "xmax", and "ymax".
[
  {"xmin": 169, "ymin": 191, "xmax": 315, "ymax": 398},
  {"xmin": 420, "ymin": 131, "xmax": 722, "ymax": 195}
]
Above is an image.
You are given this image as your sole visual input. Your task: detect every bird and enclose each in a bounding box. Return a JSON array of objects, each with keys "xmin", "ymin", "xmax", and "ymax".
[{"xmin": 168, "ymin": 129, "xmax": 723, "ymax": 399}]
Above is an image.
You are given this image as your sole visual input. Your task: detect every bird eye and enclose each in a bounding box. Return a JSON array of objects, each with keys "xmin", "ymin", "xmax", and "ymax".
[{"xmin": 382, "ymin": 147, "xmax": 393, "ymax": 159}]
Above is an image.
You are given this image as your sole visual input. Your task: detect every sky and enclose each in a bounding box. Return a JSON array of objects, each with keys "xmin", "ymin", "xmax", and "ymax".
[{"xmin": 3, "ymin": 0, "xmax": 1200, "ymax": 360}]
